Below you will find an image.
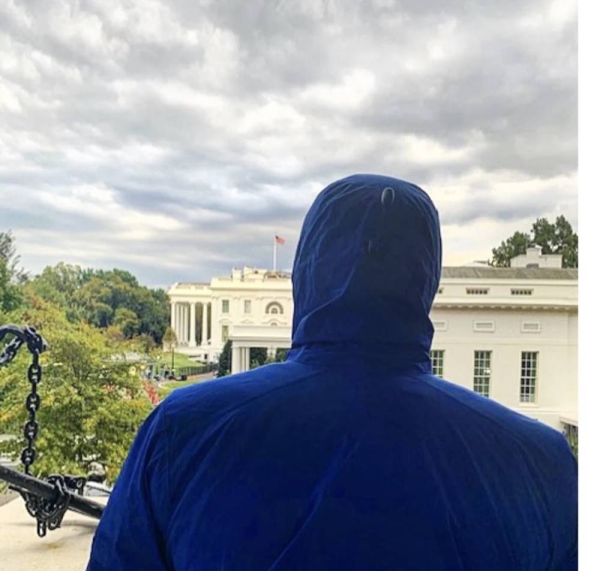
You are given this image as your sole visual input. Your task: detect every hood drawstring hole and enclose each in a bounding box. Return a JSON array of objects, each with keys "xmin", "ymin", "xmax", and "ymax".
[{"xmin": 381, "ymin": 187, "xmax": 395, "ymax": 209}]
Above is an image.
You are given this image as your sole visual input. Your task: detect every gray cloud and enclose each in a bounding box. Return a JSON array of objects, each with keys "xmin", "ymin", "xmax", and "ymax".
[{"xmin": 0, "ymin": 0, "xmax": 577, "ymax": 286}]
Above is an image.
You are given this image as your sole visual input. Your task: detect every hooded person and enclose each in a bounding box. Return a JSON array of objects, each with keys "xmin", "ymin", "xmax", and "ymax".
[{"xmin": 87, "ymin": 174, "xmax": 578, "ymax": 570}]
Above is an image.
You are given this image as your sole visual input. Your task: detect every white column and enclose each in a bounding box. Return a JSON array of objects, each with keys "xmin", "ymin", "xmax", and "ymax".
[
  {"xmin": 201, "ymin": 303, "xmax": 208, "ymax": 345},
  {"xmin": 170, "ymin": 302, "xmax": 176, "ymax": 333},
  {"xmin": 241, "ymin": 347, "xmax": 250, "ymax": 372},
  {"xmin": 189, "ymin": 303, "xmax": 197, "ymax": 347},
  {"xmin": 231, "ymin": 345, "xmax": 241, "ymax": 374},
  {"xmin": 177, "ymin": 304, "xmax": 183, "ymax": 345},
  {"xmin": 182, "ymin": 304, "xmax": 189, "ymax": 345},
  {"xmin": 211, "ymin": 298, "xmax": 217, "ymax": 347}
]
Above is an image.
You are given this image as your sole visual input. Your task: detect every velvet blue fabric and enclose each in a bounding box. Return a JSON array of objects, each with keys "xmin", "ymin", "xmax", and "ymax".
[{"xmin": 88, "ymin": 174, "xmax": 577, "ymax": 570}]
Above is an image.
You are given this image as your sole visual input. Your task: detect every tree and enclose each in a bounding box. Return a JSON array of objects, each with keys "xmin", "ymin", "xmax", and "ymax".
[
  {"xmin": 491, "ymin": 231, "xmax": 532, "ymax": 268},
  {"xmin": 26, "ymin": 263, "xmax": 86, "ymax": 322},
  {"xmin": 0, "ymin": 300, "xmax": 154, "ymax": 484},
  {"xmin": 275, "ymin": 348, "xmax": 289, "ymax": 362},
  {"xmin": 29, "ymin": 265, "xmax": 170, "ymax": 342},
  {"xmin": 491, "ymin": 216, "xmax": 578, "ymax": 268},
  {"xmin": 0, "ymin": 231, "xmax": 29, "ymax": 284},
  {"xmin": 1, "ymin": 260, "xmax": 23, "ymax": 314},
  {"xmin": 217, "ymin": 339, "xmax": 232, "ymax": 377},
  {"xmin": 250, "ymin": 347, "xmax": 268, "ymax": 367},
  {"xmin": 113, "ymin": 307, "xmax": 141, "ymax": 339},
  {"xmin": 162, "ymin": 326, "xmax": 178, "ymax": 373},
  {"xmin": 0, "ymin": 231, "xmax": 26, "ymax": 313},
  {"xmin": 162, "ymin": 326, "xmax": 178, "ymax": 349}
]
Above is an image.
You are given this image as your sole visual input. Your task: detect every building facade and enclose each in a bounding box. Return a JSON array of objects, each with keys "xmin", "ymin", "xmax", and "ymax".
[
  {"xmin": 167, "ymin": 247, "xmax": 578, "ymax": 431},
  {"xmin": 167, "ymin": 267, "xmax": 293, "ymax": 362}
]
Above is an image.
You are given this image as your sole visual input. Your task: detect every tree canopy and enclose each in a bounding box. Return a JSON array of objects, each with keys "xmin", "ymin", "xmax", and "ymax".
[
  {"xmin": 0, "ymin": 231, "xmax": 169, "ymax": 484},
  {"xmin": 491, "ymin": 216, "xmax": 578, "ymax": 268},
  {"xmin": 26, "ymin": 263, "xmax": 170, "ymax": 343},
  {"xmin": 0, "ymin": 298, "xmax": 153, "ymax": 484}
]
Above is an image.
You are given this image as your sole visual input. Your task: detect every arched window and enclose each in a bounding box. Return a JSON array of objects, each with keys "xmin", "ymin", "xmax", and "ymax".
[{"xmin": 265, "ymin": 302, "xmax": 284, "ymax": 315}]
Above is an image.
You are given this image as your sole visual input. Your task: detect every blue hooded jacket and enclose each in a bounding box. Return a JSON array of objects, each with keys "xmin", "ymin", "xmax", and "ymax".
[{"xmin": 88, "ymin": 174, "xmax": 577, "ymax": 570}]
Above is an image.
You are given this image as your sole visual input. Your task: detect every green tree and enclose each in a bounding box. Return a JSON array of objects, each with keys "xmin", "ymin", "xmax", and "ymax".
[
  {"xmin": 275, "ymin": 348, "xmax": 289, "ymax": 362},
  {"xmin": 0, "ymin": 231, "xmax": 29, "ymax": 284},
  {"xmin": 532, "ymin": 215, "xmax": 578, "ymax": 268},
  {"xmin": 491, "ymin": 231, "xmax": 532, "ymax": 268},
  {"xmin": 113, "ymin": 307, "xmax": 141, "ymax": 339},
  {"xmin": 1, "ymin": 260, "xmax": 23, "ymax": 314},
  {"xmin": 250, "ymin": 347, "xmax": 268, "ymax": 367},
  {"xmin": 162, "ymin": 326, "xmax": 178, "ymax": 349},
  {"xmin": 29, "ymin": 265, "xmax": 170, "ymax": 342},
  {"xmin": 26, "ymin": 263, "xmax": 86, "ymax": 321},
  {"xmin": 217, "ymin": 339, "xmax": 232, "ymax": 377},
  {"xmin": 162, "ymin": 326, "xmax": 178, "ymax": 373},
  {"xmin": 0, "ymin": 231, "xmax": 26, "ymax": 313},
  {"xmin": 491, "ymin": 216, "xmax": 578, "ymax": 268},
  {"xmin": 0, "ymin": 299, "xmax": 154, "ymax": 484}
]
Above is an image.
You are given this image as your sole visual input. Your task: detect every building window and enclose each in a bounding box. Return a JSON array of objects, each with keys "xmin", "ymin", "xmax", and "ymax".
[
  {"xmin": 473, "ymin": 351, "xmax": 492, "ymax": 397},
  {"xmin": 430, "ymin": 350, "xmax": 444, "ymax": 377},
  {"xmin": 511, "ymin": 288, "xmax": 533, "ymax": 296},
  {"xmin": 266, "ymin": 302, "xmax": 284, "ymax": 315},
  {"xmin": 466, "ymin": 288, "xmax": 489, "ymax": 295},
  {"xmin": 244, "ymin": 300, "xmax": 252, "ymax": 314},
  {"xmin": 221, "ymin": 325, "xmax": 229, "ymax": 342},
  {"xmin": 520, "ymin": 352, "xmax": 538, "ymax": 403},
  {"xmin": 221, "ymin": 299, "xmax": 230, "ymax": 314}
]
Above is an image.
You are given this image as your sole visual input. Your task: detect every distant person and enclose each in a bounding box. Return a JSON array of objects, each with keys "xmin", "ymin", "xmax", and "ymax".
[{"xmin": 87, "ymin": 174, "xmax": 577, "ymax": 570}]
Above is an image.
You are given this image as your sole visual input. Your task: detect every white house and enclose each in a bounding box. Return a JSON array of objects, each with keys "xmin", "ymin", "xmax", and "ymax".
[{"xmin": 167, "ymin": 247, "xmax": 577, "ymax": 432}]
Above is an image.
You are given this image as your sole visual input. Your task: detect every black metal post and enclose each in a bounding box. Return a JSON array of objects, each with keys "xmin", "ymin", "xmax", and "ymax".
[{"xmin": 0, "ymin": 464, "xmax": 105, "ymax": 520}]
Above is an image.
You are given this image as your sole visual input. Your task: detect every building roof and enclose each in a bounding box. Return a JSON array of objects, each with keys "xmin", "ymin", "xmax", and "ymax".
[
  {"xmin": 442, "ymin": 267, "xmax": 578, "ymax": 280},
  {"xmin": 176, "ymin": 282, "xmax": 210, "ymax": 287}
]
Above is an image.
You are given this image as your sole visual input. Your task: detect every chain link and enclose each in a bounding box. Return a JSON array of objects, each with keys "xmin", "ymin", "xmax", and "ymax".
[
  {"xmin": 22, "ymin": 328, "xmax": 44, "ymax": 475},
  {"xmin": 1, "ymin": 324, "xmax": 84, "ymax": 536},
  {"xmin": 0, "ymin": 325, "xmax": 46, "ymax": 475},
  {"xmin": 0, "ymin": 335, "xmax": 25, "ymax": 366}
]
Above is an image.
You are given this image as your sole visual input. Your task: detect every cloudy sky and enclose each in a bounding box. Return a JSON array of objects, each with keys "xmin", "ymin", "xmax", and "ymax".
[{"xmin": 0, "ymin": 0, "xmax": 577, "ymax": 287}]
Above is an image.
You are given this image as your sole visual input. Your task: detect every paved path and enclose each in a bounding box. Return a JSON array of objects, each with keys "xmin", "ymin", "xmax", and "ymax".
[{"xmin": 0, "ymin": 494, "xmax": 107, "ymax": 570}]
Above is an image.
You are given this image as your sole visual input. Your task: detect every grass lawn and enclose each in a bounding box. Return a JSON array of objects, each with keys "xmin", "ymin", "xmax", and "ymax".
[
  {"xmin": 154, "ymin": 351, "xmax": 201, "ymax": 369},
  {"xmin": 157, "ymin": 378, "xmax": 204, "ymax": 399}
]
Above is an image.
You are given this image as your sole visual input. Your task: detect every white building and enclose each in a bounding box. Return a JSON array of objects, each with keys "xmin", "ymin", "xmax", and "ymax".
[
  {"xmin": 167, "ymin": 267, "xmax": 293, "ymax": 362},
  {"xmin": 168, "ymin": 247, "xmax": 578, "ymax": 431}
]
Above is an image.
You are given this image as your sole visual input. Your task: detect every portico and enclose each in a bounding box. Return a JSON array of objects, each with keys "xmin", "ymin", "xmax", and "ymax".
[
  {"xmin": 168, "ymin": 269, "xmax": 293, "ymax": 362},
  {"xmin": 229, "ymin": 325, "xmax": 292, "ymax": 374},
  {"xmin": 170, "ymin": 300, "xmax": 211, "ymax": 348}
]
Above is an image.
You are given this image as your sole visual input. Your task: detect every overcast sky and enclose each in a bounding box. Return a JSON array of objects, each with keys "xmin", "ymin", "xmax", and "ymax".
[{"xmin": 0, "ymin": 0, "xmax": 577, "ymax": 287}]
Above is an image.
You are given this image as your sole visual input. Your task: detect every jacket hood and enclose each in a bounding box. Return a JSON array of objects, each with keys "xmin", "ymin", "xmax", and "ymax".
[{"xmin": 291, "ymin": 174, "xmax": 442, "ymax": 365}]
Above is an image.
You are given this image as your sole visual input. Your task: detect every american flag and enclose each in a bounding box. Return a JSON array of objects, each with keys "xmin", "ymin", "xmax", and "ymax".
[{"xmin": 275, "ymin": 235, "xmax": 285, "ymax": 245}]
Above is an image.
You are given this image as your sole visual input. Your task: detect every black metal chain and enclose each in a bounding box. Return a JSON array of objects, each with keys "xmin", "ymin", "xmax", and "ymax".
[
  {"xmin": 1, "ymin": 324, "xmax": 102, "ymax": 536},
  {"xmin": 21, "ymin": 326, "xmax": 44, "ymax": 475},
  {"xmin": 0, "ymin": 333, "xmax": 25, "ymax": 366},
  {"xmin": 22, "ymin": 474, "xmax": 72, "ymax": 537}
]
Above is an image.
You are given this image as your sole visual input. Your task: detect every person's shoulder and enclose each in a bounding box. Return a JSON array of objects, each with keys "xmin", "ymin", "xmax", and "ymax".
[
  {"xmin": 421, "ymin": 373, "xmax": 572, "ymax": 455},
  {"xmin": 161, "ymin": 360, "xmax": 309, "ymax": 427}
]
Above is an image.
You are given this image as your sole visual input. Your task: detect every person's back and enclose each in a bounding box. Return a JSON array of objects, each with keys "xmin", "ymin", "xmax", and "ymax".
[{"xmin": 88, "ymin": 174, "xmax": 577, "ymax": 570}]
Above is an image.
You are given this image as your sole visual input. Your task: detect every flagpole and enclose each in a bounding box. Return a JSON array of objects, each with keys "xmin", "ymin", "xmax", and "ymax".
[{"xmin": 273, "ymin": 236, "xmax": 277, "ymax": 272}]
